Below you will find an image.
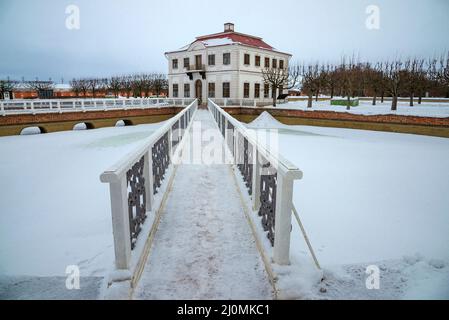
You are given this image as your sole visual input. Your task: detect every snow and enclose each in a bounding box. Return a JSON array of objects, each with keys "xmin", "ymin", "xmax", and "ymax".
[
  {"xmin": 134, "ymin": 110, "xmax": 273, "ymax": 299},
  {"xmin": 0, "ymin": 121, "xmax": 164, "ymax": 297},
  {"xmin": 201, "ymin": 37, "xmax": 235, "ymax": 47},
  {"xmin": 247, "ymin": 112, "xmax": 449, "ymax": 299},
  {"xmin": 20, "ymin": 126, "xmax": 43, "ymax": 135},
  {"xmin": 264, "ymin": 99, "xmax": 449, "ymax": 118}
]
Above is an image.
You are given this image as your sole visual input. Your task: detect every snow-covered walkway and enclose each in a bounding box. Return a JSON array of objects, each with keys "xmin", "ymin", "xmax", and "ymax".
[{"xmin": 133, "ymin": 109, "xmax": 273, "ymax": 299}]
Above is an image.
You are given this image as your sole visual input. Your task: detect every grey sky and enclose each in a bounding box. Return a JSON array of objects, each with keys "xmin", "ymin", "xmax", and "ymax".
[{"xmin": 0, "ymin": 0, "xmax": 448, "ymax": 82}]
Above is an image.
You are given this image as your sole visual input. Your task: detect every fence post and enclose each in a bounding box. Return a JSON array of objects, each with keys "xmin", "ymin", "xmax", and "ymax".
[
  {"xmin": 123, "ymin": 99, "xmax": 126, "ymax": 109},
  {"xmin": 273, "ymin": 172, "xmax": 295, "ymax": 265},
  {"xmin": 107, "ymin": 177, "xmax": 132, "ymax": 270},
  {"xmin": 81, "ymin": 100, "xmax": 85, "ymax": 112},
  {"xmin": 252, "ymin": 148, "xmax": 261, "ymax": 210},
  {"xmin": 30, "ymin": 101, "xmax": 35, "ymax": 115},
  {"xmin": 1, "ymin": 101, "xmax": 4, "ymax": 116},
  {"xmin": 143, "ymin": 151, "xmax": 154, "ymax": 212},
  {"xmin": 57, "ymin": 101, "xmax": 62, "ymax": 113}
]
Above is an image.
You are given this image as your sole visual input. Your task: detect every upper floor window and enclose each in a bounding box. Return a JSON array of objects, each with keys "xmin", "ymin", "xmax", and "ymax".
[
  {"xmin": 255, "ymin": 56, "xmax": 261, "ymax": 67},
  {"xmin": 173, "ymin": 84, "xmax": 179, "ymax": 98},
  {"xmin": 243, "ymin": 83, "xmax": 250, "ymax": 98},
  {"xmin": 254, "ymin": 83, "xmax": 260, "ymax": 98},
  {"xmin": 208, "ymin": 82, "xmax": 215, "ymax": 98},
  {"xmin": 272, "ymin": 59, "xmax": 277, "ymax": 69},
  {"xmin": 264, "ymin": 57, "xmax": 270, "ymax": 68},
  {"xmin": 223, "ymin": 82, "xmax": 230, "ymax": 98},
  {"xmin": 184, "ymin": 83, "xmax": 190, "ymax": 98},
  {"xmin": 244, "ymin": 54, "xmax": 250, "ymax": 65},
  {"xmin": 208, "ymin": 54, "xmax": 215, "ymax": 66},
  {"xmin": 223, "ymin": 53, "xmax": 231, "ymax": 65},
  {"xmin": 172, "ymin": 59, "xmax": 178, "ymax": 69},
  {"xmin": 184, "ymin": 57, "xmax": 189, "ymax": 68},
  {"xmin": 279, "ymin": 60, "xmax": 284, "ymax": 69}
]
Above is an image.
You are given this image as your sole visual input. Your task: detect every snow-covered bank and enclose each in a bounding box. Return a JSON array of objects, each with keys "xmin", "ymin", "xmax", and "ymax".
[
  {"xmin": 262, "ymin": 99, "xmax": 449, "ymax": 118},
  {"xmin": 0, "ymin": 122, "xmax": 164, "ymax": 281},
  {"xmin": 248, "ymin": 112, "xmax": 449, "ymax": 299}
]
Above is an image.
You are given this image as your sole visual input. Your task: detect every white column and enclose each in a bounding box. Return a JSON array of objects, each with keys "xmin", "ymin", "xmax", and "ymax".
[
  {"xmin": 0, "ymin": 101, "xmax": 4, "ymax": 116},
  {"xmin": 30, "ymin": 102, "xmax": 35, "ymax": 115},
  {"xmin": 272, "ymin": 172, "xmax": 294, "ymax": 265},
  {"xmin": 108, "ymin": 177, "xmax": 132, "ymax": 270},
  {"xmin": 252, "ymin": 148, "xmax": 261, "ymax": 210},
  {"xmin": 81, "ymin": 100, "xmax": 85, "ymax": 112},
  {"xmin": 143, "ymin": 151, "xmax": 153, "ymax": 212}
]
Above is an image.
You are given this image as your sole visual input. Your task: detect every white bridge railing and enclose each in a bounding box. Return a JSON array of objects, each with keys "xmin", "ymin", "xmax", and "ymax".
[
  {"xmin": 0, "ymin": 97, "xmax": 195, "ymax": 116},
  {"xmin": 208, "ymin": 98, "xmax": 302, "ymax": 265},
  {"xmin": 100, "ymin": 99, "xmax": 197, "ymax": 286},
  {"xmin": 211, "ymin": 98, "xmax": 288, "ymax": 108}
]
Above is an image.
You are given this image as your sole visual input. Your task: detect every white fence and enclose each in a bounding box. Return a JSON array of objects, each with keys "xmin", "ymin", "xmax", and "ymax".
[
  {"xmin": 211, "ymin": 98, "xmax": 288, "ymax": 108},
  {"xmin": 0, "ymin": 97, "xmax": 195, "ymax": 116},
  {"xmin": 208, "ymin": 98, "xmax": 302, "ymax": 265},
  {"xmin": 100, "ymin": 99, "xmax": 197, "ymax": 285}
]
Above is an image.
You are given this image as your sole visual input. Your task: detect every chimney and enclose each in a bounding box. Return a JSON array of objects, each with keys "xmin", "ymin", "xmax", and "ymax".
[{"xmin": 224, "ymin": 22, "xmax": 234, "ymax": 32}]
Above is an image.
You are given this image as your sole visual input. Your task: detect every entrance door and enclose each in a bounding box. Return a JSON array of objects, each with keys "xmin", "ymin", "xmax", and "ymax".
[{"xmin": 195, "ymin": 80, "xmax": 202, "ymax": 105}]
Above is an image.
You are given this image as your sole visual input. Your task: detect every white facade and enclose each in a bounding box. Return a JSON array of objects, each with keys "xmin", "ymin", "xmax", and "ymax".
[{"xmin": 165, "ymin": 23, "xmax": 292, "ymax": 105}]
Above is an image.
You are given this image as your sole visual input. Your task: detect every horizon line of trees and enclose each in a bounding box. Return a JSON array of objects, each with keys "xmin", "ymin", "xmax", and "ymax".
[
  {"xmin": 0, "ymin": 73, "xmax": 168, "ymax": 99},
  {"xmin": 295, "ymin": 52, "xmax": 449, "ymax": 111}
]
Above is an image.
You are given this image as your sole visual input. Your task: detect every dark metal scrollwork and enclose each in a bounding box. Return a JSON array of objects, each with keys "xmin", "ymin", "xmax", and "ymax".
[
  {"xmin": 227, "ymin": 121, "xmax": 234, "ymax": 156},
  {"xmin": 237, "ymin": 135, "xmax": 253, "ymax": 195},
  {"xmin": 171, "ymin": 120, "xmax": 180, "ymax": 149},
  {"xmin": 258, "ymin": 160, "xmax": 277, "ymax": 246},
  {"xmin": 152, "ymin": 132, "xmax": 169, "ymax": 194},
  {"xmin": 126, "ymin": 156, "xmax": 146, "ymax": 249}
]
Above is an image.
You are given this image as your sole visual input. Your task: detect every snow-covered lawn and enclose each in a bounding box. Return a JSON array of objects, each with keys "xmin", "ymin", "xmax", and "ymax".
[
  {"xmin": 0, "ymin": 123, "xmax": 163, "ymax": 287},
  {"xmin": 248, "ymin": 113, "xmax": 449, "ymax": 299},
  {"xmin": 266, "ymin": 99, "xmax": 449, "ymax": 118}
]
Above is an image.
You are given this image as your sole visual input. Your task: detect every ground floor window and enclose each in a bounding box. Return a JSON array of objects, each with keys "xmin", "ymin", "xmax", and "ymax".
[
  {"xmin": 254, "ymin": 83, "xmax": 260, "ymax": 98},
  {"xmin": 264, "ymin": 83, "xmax": 269, "ymax": 98},
  {"xmin": 223, "ymin": 82, "xmax": 230, "ymax": 98},
  {"xmin": 184, "ymin": 83, "xmax": 190, "ymax": 98},
  {"xmin": 173, "ymin": 84, "xmax": 179, "ymax": 98},
  {"xmin": 243, "ymin": 83, "xmax": 250, "ymax": 98},
  {"xmin": 208, "ymin": 83, "xmax": 215, "ymax": 98}
]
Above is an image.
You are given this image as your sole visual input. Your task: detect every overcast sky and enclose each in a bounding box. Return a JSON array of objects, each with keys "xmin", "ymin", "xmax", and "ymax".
[{"xmin": 0, "ymin": 0, "xmax": 448, "ymax": 82}]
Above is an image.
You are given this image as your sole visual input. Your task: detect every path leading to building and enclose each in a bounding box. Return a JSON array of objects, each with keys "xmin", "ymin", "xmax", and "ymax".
[{"xmin": 133, "ymin": 109, "xmax": 273, "ymax": 299}]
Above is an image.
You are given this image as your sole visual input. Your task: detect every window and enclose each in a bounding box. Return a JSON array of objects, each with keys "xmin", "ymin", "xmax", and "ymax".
[
  {"xmin": 223, "ymin": 53, "xmax": 231, "ymax": 65},
  {"xmin": 208, "ymin": 54, "xmax": 215, "ymax": 66},
  {"xmin": 254, "ymin": 83, "xmax": 260, "ymax": 98},
  {"xmin": 279, "ymin": 59, "xmax": 284, "ymax": 69},
  {"xmin": 173, "ymin": 84, "xmax": 179, "ymax": 98},
  {"xmin": 184, "ymin": 57, "xmax": 189, "ymax": 68},
  {"xmin": 255, "ymin": 56, "xmax": 261, "ymax": 67},
  {"xmin": 172, "ymin": 59, "xmax": 178, "ymax": 69},
  {"xmin": 243, "ymin": 83, "xmax": 250, "ymax": 98},
  {"xmin": 184, "ymin": 83, "xmax": 190, "ymax": 98},
  {"xmin": 208, "ymin": 83, "xmax": 215, "ymax": 98},
  {"xmin": 264, "ymin": 57, "xmax": 270, "ymax": 68},
  {"xmin": 222, "ymin": 82, "xmax": 230, "ymax": 98},
  {"xmin": 272, "ymin": 59, "xmax": 277, "ymax": 69},
  {"xmin": 264, "ymin": 83, "xmax": 269, "ymax": 98},
  {"xmin": 195, "ymin": 55, "xmax": 202, "ymax": 69},
  {"xmin": 244, "ymin": 54, "xmax": 250, "ymax": 65}
]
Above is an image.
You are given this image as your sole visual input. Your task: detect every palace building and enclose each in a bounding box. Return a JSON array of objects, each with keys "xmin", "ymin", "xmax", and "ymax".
[{"xmin": 165, "ymin": 23, "xmax": 292, "ymax": 105}]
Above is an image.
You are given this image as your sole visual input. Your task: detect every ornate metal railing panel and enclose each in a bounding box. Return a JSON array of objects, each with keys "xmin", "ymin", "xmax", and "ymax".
[
  {"xmin": 126, "ymin": 156, "xmax": 147, "ymax": 250},
  {"xmin": 236, "ymin": 134, "xmax": 253, "ymax": 195},
  {"xmin": 258, "ymin": 158, "xmax": 277, "ymax": 246},
  {"xmin": 221, "ymin": 114, "xmax": 226, "ymax": 137},
  {"xmin": 152, "ymin": 132, "xmax": 169, "ymax": 194}
]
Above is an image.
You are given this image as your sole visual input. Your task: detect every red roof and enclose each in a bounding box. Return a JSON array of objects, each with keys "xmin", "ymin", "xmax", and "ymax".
[{"xmin": 196, "ymin": 31, "xmax": 274, "ymax": 50}]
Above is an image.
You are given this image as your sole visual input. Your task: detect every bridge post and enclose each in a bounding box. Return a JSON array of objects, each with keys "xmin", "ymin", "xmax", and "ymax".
[
  {"xmin": 103, "ymin": 100, "xmax": 107, "ymax": 111},
  {"xmin": 1, "ymin": 101, "xmax": 4, "ymax": 116},
  {"xmin": 273, "ymin": 173, "xmax": 295, "ymax": 265},
  {"xmin": 140, "ymin": 98, "xmax": 144, "ymax": 109},
  {"xmin": 107, "ymin": 177, "xmax": 132, "ymax": 270},
  {"xmin": 81, "ymin": 100, "xmax": 86, "ymax": 112},
  {"xmin": 57, "ymin": 101, "xmax": 62, "ymax": 113},
  {"xmin": 252, "ymin": 148, "xmax": 261, "ymax": 211},
  {"xmin": 123, "ymin": 99, "xmax": 126, "ymax": 110},
  {"xmin": 30, "ymin": 102, "xmax": 35, "ymax": 115},
  {"xmin": 143, "ymin": 151, "xmax": 154, "ymax": 212}
]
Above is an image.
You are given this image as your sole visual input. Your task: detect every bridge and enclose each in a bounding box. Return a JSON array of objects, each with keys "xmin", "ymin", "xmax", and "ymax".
[{"xmin": 98, "ymin": 99, "xmax": 319, "ymax": 299}]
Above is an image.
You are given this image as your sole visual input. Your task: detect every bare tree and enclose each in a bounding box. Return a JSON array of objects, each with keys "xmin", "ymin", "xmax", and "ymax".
[
  {"xmin": 26, "ymin": 78, "xmax": 54, "ymax": 98},
  {"xmin": 108, "ymin": 76, "xmax": 122, "ymax": 98},
  {"xmin": 262, "ymin": 64, "xmax": 300, "ymax": 106},
  {"xmin": 151, "ymin": 73, "xmax": 168, "ymax": 97},
  {"xmin": 300, "ymin": 63, "xmax": 322, "ymax": 108},
  {"xmin": 120, "ymin": 75, "xmax": 133, "ymax": 98},
  {"xmin": 86, "ymin": 78, "xmax": 107, "ymax": 98},
  {"xmin": 437, "ymin": 52, "xmax": 449, "ymax": 98},
  {"xmin": 383, "ymin": 60, "xmax": 405, "ymax": 111},
  {"xmin": 403, "ymin": 58, "xmax": 424, "ymax": 106},
  {"xmin": 340, "ymin": 57, "xmax": 360, "ymax": 110}
]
